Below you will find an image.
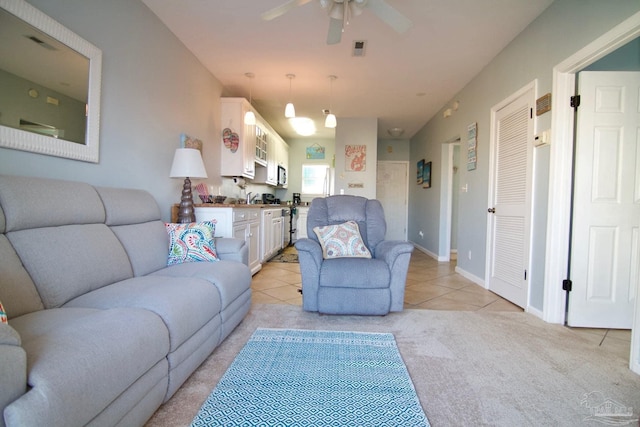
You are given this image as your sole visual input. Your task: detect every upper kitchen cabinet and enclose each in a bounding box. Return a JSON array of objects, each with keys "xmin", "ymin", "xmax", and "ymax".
[{"xmin": 220, "ymin": 98, "xmax": 258, "ymax": 179}]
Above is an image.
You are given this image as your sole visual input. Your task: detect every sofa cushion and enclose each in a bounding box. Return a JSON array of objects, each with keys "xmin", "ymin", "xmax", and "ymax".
[
  {"xmin": 63, "ymin": 275, "xmax": 222, "ymax": 351},
  {"xmin": 5, "ymin": 307, "xmax": 169, "ymax": 427},
  {"xmin": 0, "ymin": 175, "xmax": 105, "ymax": 232},
  {"xmin": 151, "ymin": 260, "xmax": 251, "ymax": 311},
  {"xmin": 96, "ymin": 186, "xmax": 161, "ymax": 226},
  {"xmin": 0, "ymin": 235, "xmax": 44, "ymax": 318},
  {"xmin": 319, "ymin": 258, "xmax": 390, "ymax": 289},
  {"xmin": 313, "ymin": 220, "xmax": 372, "ymax": 259},
  {"xmin": 165, "ymin": 221, "xmax": 219, "ymax": 265},
  {"xmin": 7, "ymin": 224, "xmax": 134, "ymax": 308},
  {"xmin": 110, "ymin": 221, "xmax": 169, "ymax": 276}
]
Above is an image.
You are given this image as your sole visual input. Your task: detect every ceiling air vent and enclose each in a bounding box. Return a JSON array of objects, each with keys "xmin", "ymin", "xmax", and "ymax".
[{"xmin": 352, "ymin": 40, "xmax": 366, "ymax": 57}]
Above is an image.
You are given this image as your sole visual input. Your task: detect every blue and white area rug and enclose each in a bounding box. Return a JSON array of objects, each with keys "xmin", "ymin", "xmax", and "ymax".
[{"xmin": 191, "ymin": 328, "xmax": 430, "ymax": 426}]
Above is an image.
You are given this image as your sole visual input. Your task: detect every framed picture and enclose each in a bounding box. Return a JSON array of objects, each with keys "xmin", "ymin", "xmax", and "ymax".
[
  {"xmin": 345, "ymin": 144, "xmax": 366, "ymax": 171},
  {"xmin": 417, "ymin": 159, "xmax": 424, "ymax": 185},
  {"xmin": 423, "ymin": 161, "xmax": 432, "ymax": 188}
]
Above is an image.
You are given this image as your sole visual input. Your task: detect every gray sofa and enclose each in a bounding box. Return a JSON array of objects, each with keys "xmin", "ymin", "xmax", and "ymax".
[{"xmin": 0, "ymin": 175, "xmax": 252, "ymax": 427}]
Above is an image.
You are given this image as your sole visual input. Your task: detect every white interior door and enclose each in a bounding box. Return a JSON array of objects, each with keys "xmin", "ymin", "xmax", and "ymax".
[
  {"xmin": 486, "ymin": 85, "xmax": 534, "ymax": 308},
  {"xmin": 376, "ymin": 161, "xmax": 409, "ymax": 240},
  {"xmin": 567, "ymin": 71, "xmax": 640, "ymax": 328}
]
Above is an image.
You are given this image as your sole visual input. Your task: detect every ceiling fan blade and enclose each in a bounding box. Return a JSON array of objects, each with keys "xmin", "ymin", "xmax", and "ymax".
[
  {"xmin": 366, "ymin": 0, "xmax": 412, "ymax": 33},
  {"xmin": 261, "ymin": 0, "xmax": 313, "ymax": 21},
  {"xmin": 326, "ymin": 17, "xmax": 343, "ymax": 45}
]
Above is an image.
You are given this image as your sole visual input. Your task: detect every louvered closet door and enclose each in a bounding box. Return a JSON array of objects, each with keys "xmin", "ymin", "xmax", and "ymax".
[{"xmin": 487, "ymin": 87, "xmax": 534, "ymax": 308}]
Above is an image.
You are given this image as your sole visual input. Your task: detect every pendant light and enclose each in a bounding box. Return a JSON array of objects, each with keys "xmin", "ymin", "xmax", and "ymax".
[
  {"xmin": 284, "ymin": 74, "xmax": 296, "ymax": 118},
  {"xmin": 244, "ymin": 72, "xmax": 256, "ymax": 125},
  {"xmin": 325, "ymin": 75, "xmax": 337, "ymax": 128}
]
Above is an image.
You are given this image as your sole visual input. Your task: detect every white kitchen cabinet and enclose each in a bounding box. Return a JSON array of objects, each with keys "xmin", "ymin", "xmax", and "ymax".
[
  {"xmin": 221, "ymin": 97, "xmax": 271, "ymax": 179},
  {"xmin": 260, "ymin": 208, "xmax": 284, "ymax": 262},
  {"xmin": 254, "ymin": 124, "xmax": 288, "ymax": 187},
  {"xmin": 194, "ymin": 206, "xmax": 261, "ymax": 275}
]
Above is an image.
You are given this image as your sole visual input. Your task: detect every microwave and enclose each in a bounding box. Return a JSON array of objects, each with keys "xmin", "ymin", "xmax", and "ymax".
[{"xmin": 277, "ymin": 165, "xmax": 287, "ymax": 186}]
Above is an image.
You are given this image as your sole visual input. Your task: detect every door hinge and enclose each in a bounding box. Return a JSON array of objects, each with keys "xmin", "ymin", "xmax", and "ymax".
[
  {"xmin": 562, "ymin": 279, "xmax": 572, "ymax": 292},
  {"xmin": 570, "ymin": 95, "xmax": 581, "ymax": 109}
]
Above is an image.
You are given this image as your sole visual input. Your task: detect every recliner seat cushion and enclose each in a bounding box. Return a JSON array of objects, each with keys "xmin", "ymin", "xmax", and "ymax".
[{"xmin": 319, "ymin": 258, "xmax": 390, "ymax": 289}]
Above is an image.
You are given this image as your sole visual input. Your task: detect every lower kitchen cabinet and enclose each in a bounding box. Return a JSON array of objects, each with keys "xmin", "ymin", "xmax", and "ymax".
[{"xmin": 194, "ymin": 207, "xmax": 261, "ymax": 275}]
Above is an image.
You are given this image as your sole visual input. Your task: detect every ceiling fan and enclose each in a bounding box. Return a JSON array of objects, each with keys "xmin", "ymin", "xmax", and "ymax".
[{"xmin": 261, "ymin": 0, "xmax": 412, "ymax": 45}]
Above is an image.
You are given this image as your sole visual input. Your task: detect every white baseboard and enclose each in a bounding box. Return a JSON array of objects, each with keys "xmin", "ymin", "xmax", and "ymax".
[
  {"xmin": 411, "ymin": 242, "xmax": 448, "ymax": 262},
  {"xmin": 526, "ymin": 305, "xmax": 544, "ymax": 320},
  {"xmin": 454, "ymin": 265, "xmax": 485, "ymax": 288}
]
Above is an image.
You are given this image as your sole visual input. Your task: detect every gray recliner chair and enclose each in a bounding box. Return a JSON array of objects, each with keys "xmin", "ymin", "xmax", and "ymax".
[{"xmin": 294, "ymin": 195, "xmax": 414, "ymax": 315}]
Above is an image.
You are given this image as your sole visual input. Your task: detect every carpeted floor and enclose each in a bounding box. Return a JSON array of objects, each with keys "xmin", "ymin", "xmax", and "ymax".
[{"xmin": 146, "ymin": 304, "xmax": 640, "ymax": 427}]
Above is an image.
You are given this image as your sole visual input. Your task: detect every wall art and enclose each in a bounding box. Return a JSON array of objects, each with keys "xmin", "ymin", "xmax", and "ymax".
[
  {"xmin": 345, "ymin": 144, "xmax": 366, "ymax": 171},
  {"xmin": 417, "ymin": 159, "xmax": 424, "ymax": 185},
  {"xmin": 423, "ymin": 161, "xmax": 432, "ymax": 188}
]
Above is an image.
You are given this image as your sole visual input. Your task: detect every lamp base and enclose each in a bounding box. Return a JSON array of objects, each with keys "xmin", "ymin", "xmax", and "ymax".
[{"xmin": 177, "ymin": 177, "xmax": 196, "ymax": 223}]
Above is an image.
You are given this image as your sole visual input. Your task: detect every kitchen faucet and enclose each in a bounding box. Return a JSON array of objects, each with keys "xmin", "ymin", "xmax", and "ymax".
[{"xmin": 246, "ymin": 192, "xmax": 258, "ymax": 204}]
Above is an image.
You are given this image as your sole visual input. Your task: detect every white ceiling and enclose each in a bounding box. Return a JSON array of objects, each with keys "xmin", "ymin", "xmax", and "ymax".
[{"xmin": 141, "ymin": 0, "xmax": 554, "ymax": 140}]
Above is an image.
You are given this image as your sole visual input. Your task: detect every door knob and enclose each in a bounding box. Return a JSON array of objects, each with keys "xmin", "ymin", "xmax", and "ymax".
[{"xmin": 488, "ymin": 207, "xmax": 496, "ymax": 213}]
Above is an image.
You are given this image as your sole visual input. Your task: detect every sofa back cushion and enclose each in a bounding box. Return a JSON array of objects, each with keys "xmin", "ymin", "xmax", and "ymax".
[
  {"xmin": 96, "ymin": 187, "xmax": 169, "ymax": 276},
  {"xmin": 0, "ymin": 235, "xmax": 44, "ymax": 317},
  {"xmin": 0, "ymin": 176, "xmax": 133, "ymax": 309},
  {"xmin": 8, "ymin": 224, "xmax": 133, "ymax": 308}
]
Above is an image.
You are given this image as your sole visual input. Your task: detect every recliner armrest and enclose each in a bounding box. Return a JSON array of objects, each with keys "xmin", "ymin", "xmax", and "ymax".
[
  {"xmin": 0, "ymin": 324, "xmax": 27, "ymax": 427},
  {"xmin": 374, "ymin": 240, "xmax": 414, "ymax": 267},
  {"xmin": 294, "ymin": 238, "xmax": 323, "ymax": 264}
]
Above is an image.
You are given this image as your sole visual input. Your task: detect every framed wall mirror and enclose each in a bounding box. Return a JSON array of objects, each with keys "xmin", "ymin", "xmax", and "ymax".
[{"xmin": 0, "ymin": 0, "xmax": 102, "ymax": 163}]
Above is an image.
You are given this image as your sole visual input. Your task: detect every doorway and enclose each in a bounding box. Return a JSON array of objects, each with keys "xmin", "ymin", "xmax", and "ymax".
[
  {"xmin": 376, "ymin": 161, "xmax": 409, "ymax": 240},
  {"xmin": 485, "ymin": 82, "xmax": 535, "ymax": 308},
  {"xmin": 545, "ymin": 13, "xmax": 640, "ymax": 373}
]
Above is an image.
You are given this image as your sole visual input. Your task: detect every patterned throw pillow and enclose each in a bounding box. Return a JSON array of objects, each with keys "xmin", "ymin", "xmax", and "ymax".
[
  {"xmin": 0, "ymin": 300, "xmax": 7, "ymax": 324},
  {"xmin": 165, "ymin": 221, "xmax": 219, "ymax": 265},
  {"xmin": 313, "ymin": 220, "xmax": 372, "ymax": 259}
]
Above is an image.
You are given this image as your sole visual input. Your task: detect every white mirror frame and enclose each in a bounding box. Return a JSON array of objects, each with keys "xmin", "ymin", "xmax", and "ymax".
[{"xmin": 0, "ymin": 0, "xmax": 102, "ymax": 163}]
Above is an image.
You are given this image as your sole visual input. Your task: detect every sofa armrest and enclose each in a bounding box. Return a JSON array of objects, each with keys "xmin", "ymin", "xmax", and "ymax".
[
  {"xmin": 0, "ymin": 324, "xmax": 27, "ymax": 427},
  {"xmin": 215, "ymin": 237, "xmax": 249, "ymax": 266},
  {"xmin": 294, "ymin": 238, "xmax": 323, "ymax": 312}
]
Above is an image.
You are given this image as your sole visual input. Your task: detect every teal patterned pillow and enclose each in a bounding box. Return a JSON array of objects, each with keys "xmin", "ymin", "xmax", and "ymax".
[
  {"xmin": 313, "ymin": 220, "xmax": 372, "ymax": 259},
  {"xmin": 0, "ymin": 300, "xmax": 7, "ymax": 324},
  {"xmin": 165, "ymin": 221, "xmax": 219, "ymax": 265}
]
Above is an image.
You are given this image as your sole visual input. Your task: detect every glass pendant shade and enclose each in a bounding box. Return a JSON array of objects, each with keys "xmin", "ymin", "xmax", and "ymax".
[
  {"xmin": 244, "ymin": 110, "xmax": 256, "ymax": 125},
  {"xmin": 285, "ymin": 102, "xmax": 295, "ymax": 118},
  {"xmin": 325, "ymin": 113, "xmax": 337, "ymax": 128}
]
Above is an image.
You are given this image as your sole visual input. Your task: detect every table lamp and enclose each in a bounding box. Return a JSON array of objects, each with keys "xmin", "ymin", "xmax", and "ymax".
[{"xmin": 170, "ymin": 148, "xmax": 208, "ymax": 223}]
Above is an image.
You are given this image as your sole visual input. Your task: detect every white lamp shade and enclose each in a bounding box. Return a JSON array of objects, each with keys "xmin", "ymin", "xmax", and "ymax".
[
  {"xmin": 169, "ymin": 148, "xmax": 208, "ymax": 178},
  {"xmin": 325, "ymin": 113, "xmax": 337, "ymax": 128},
  {"xmin": 244, "ymin": 110, "xmax": 256, "ymax": 125},
  {"xmin": 285, "ymin": 102, "xmax": 296, "ymax": 118}
]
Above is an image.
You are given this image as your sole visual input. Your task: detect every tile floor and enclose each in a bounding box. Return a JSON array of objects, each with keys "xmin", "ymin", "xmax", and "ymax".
[{"xmin": 251, "ymin": 247, "xmax": 632, "ymax": 352}]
